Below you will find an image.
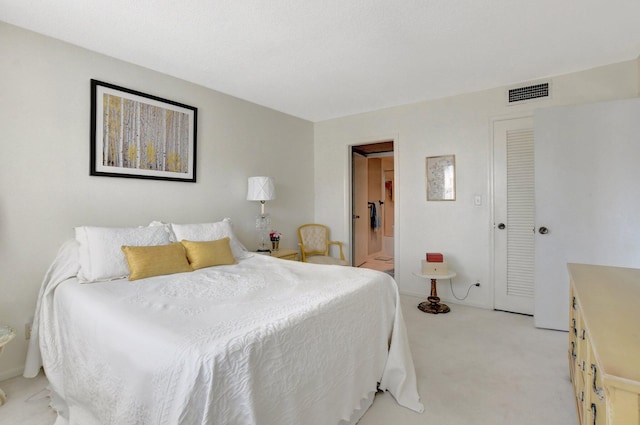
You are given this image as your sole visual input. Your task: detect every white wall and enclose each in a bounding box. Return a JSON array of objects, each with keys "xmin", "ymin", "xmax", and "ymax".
[
  {"xmin": 0, "ymin": 22, "xmax": 314, "ymax": 379},
  {"xmin": 314, "ymin": 59, "xmax": 639, "ymax": 308}
]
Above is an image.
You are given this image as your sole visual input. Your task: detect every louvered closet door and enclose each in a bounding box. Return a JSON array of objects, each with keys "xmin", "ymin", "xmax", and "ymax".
[{"xmin": 493, "ymin": 117, "xmax": 535, "ymax": 315}]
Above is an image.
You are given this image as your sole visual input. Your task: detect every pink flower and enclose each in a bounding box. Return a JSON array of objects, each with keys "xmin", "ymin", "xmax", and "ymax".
[{"xmin": 269, "ymin": 231, "xmax": 282, "ymax": 240}]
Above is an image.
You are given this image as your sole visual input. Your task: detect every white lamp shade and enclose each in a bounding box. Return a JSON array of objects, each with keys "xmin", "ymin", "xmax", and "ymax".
[{"xmin": 247, "ymin": 176, "xmax": 276, "ymax": 201}]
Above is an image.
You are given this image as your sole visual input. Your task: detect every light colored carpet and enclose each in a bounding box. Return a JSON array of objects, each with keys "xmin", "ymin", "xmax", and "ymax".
[
  {"xmin": 0, "ymin": 371, "xmax": 54, "ymax": 424},
  {"xmin": 0, "ymin": 295, "xmax": 576, "ymax": 425},
  {"xmin": 359, "ymin": 296, "xmax": 577, "ymax": 425}
]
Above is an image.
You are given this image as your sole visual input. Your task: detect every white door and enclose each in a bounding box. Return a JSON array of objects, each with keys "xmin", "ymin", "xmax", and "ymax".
[
  {"xmin": 534, "ymin": 99, "xmax": 640, "ymax": 330},
  {"xmin": 493, "ymin": 116, "xmax": 535, "ymax": 314},
  {"xmin": 352, "ymin": 152, "xmax": 368, "ymax": 267}
]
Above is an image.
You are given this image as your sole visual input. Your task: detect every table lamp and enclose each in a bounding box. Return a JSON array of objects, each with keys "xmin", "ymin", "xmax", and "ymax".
[{"xmin": 247, "ymin": 176, "xmax": 275, "ymax": 252}]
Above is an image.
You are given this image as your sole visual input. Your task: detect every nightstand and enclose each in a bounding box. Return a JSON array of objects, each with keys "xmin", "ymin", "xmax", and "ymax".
[
  {"xmin": 270, "ymin": 249, "xmax": 299, "ymax": 261},
  {"xmin": 0, "ymin": 326, "xmax": 16, "ymax": 406}
]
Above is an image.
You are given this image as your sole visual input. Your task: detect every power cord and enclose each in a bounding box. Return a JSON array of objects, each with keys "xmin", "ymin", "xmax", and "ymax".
[{"xmin": 449, "ymin": 280, "xmax": 480, "ymax": 301}]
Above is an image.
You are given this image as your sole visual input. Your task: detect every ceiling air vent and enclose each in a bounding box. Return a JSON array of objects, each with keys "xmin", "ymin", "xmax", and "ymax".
[{"xmin": 507, "ymin": 82, "xmax": 550, "ymax": 104}]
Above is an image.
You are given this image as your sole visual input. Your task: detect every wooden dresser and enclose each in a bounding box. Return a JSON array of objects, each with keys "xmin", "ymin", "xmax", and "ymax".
[{"xmin": 567, "ymin": 263, "xmax": 640, "ymax": 425}]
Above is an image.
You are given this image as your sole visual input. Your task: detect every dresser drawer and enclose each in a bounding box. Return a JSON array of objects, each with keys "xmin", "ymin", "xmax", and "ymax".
[
  {"xmin": 587, "ymin": 355, "xmax": 607, "ymax": 425},
  {"xmin": 568, "ymin": 263, "xmax": 640, "ymax": 425}
]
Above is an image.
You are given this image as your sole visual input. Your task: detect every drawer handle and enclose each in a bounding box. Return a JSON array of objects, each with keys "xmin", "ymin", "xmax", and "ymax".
[
  {"xmin": 572, "ymin": 296, "xmax": 576, "ymax": 310},
  {"xmin": 581, "ymin": 329, "xmax": 586, "ymax": 340},
  {"xmin": 591, "ymin": 403, "xmax": 597, "ymax": 425},
  {"xmin": 591, "ymin": 364, "xmax": 605, "ymax": 401},
  {"xmin": 579, "ymin": 390, "xmax": 584, "ymax": 402},
  {"xmin": 572, "ymin": 319, "xmax": 577, "ymax": 336},
  {"xmin": 571, "ymin": 342, "xmax": 576, "ymax": 360}
]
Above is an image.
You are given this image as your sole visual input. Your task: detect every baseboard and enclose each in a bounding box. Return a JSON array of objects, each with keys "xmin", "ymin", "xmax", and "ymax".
[
  {"xmin": 399, "ymin": 290, "xmax": 426, "ymax": 300},
  {"xmin": 399, "ymin": 290, "xmax": 490, "ymax": 310},
  {"xmin": 439, "ymin": 297, "xmax": 491, "ymax": 310},
  {"xmin": 0, "ymin": 366, "xmax": 25, "ymax": 382}
]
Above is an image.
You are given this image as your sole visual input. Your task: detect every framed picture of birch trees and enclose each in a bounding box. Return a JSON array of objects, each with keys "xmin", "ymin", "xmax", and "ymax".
[{"xmin": 90, "ymin": 79, "xmax": 197, "ymax": 182}]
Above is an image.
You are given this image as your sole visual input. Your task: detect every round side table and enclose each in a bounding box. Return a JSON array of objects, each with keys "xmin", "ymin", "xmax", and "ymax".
[
  {"xmin": 0, "ymin": 326, "xmax": 16, "ymax": 406},
  {"xmin": 412, "ymin": 271, "xmax": 456, "ymax": 314}
]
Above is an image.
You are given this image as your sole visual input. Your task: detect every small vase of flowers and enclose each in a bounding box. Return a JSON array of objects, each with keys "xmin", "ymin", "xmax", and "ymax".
[{"xmin": 269, "ymin": 231, "xmax": 282, "ymax": 251}]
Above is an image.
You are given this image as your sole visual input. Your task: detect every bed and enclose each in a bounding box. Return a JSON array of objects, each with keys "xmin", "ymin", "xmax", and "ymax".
[{"xmin": 24, "ymin": 220, "xmax": 423, "ymax": 425}]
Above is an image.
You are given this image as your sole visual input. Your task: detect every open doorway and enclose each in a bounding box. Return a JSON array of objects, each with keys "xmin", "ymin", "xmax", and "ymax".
[{"xmin": 351, "ymin": 141, "xmax": 394, "ymax": 277}]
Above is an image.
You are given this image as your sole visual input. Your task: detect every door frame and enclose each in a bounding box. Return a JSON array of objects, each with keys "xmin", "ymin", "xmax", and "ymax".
[
  {"xmin": 352, "ymin": 151, "xmax": 368, "ymax": 267},
  {"xmin": 489, "ymin": 113, "xmax": 534, "ymax": 312},
  {"xmin": 347, "ymin": 135, "xmax": 399, "ymax": 277}
]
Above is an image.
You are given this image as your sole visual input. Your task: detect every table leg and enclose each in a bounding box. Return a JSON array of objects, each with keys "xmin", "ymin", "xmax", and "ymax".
[
  {"xmin": 0, "ymin": 342, "xmax": 8, "ymax": 405},
  {"xmin": 418, "ymin": 278, "xmax": 451, "ymax": 314}
]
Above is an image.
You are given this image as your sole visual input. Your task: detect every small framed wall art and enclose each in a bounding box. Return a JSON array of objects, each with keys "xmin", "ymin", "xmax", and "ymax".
[
  {"xmin": 90, "ymin": 79, "xmax": 198, "ymax": 182},
  {"xmin": 426, "ymin": 154, "xmax": 456, "ymax": 201}
]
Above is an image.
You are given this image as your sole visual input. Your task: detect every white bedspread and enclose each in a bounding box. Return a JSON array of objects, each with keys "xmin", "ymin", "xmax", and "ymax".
[{"xmin": 25, "ymin": 240, "xmax": 423, "ymax": 424}]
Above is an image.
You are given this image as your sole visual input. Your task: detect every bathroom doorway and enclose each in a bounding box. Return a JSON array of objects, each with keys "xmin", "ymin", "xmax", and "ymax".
[{"xmin": 350, "ymin": 141, "xmax": 395, "ymax": 277}]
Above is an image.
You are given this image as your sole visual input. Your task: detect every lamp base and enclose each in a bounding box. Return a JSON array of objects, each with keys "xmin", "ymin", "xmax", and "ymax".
[{"xmin": 255, "ymin": 213, "xmax": 271, "ymax": 252}]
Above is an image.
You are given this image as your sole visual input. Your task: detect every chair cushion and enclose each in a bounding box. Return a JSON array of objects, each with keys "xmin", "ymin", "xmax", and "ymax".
[{"xmin": 306, "ymin": 255, "xmax": 349, "ymax": 266}]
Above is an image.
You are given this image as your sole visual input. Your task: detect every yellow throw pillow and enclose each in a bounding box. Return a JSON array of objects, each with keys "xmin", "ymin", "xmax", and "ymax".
[
  {"xmin": 121, "ymin": 243, "xmax": 192, "ymax": 281},
  {"xmin": 181, "ymin": 237, "xmax": 238, "ymax": 270}
]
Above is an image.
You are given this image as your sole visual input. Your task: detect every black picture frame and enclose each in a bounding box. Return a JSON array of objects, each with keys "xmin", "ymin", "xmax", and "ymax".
[{"xmin": 90, "ymin": 79, "xmax": 197, "ymax": 182}]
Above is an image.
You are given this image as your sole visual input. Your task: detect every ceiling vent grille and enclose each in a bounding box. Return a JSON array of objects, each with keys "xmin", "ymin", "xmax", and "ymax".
[{"xmin": 508, "ymin": 82, "xmax": 550, "ymax": 104}]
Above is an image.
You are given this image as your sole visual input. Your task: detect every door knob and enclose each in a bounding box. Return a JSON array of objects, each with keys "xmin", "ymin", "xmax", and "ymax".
[
  {"xmin": 538, "ymin": 226, "xmax": 549, "ymax": 234},
  {"xmin": 497, "ymin": 223, "xmax": 506, "ymax": 230},
  {"xmin": 352, "ymin": 215, "xmax": 360, "ymax": 219}
]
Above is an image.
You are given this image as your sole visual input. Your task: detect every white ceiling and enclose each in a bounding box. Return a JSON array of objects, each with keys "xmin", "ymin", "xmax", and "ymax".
[{"xmin": 2, "ymin": 0, "xmax": 639, "ymax": 122}]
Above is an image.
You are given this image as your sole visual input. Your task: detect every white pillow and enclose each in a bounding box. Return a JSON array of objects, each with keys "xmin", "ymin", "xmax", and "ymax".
[
  {"xmin": 75, "ymin": 225, "xmax": 172, "ymax": 283},
  {"xmin": 170, "ymin": 218, "xmax": 250, "ymax": 259}
]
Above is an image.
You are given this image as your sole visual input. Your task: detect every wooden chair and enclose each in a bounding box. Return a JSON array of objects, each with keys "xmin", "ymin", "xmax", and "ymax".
[{"xmin": 297, "ymin": 224, "xmax": 348, "ymax": 266}]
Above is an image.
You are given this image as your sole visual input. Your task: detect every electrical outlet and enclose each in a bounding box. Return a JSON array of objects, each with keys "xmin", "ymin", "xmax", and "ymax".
[{"xmin": 25, "ymin": 322, "xmax": 32, "ymax": 340}]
